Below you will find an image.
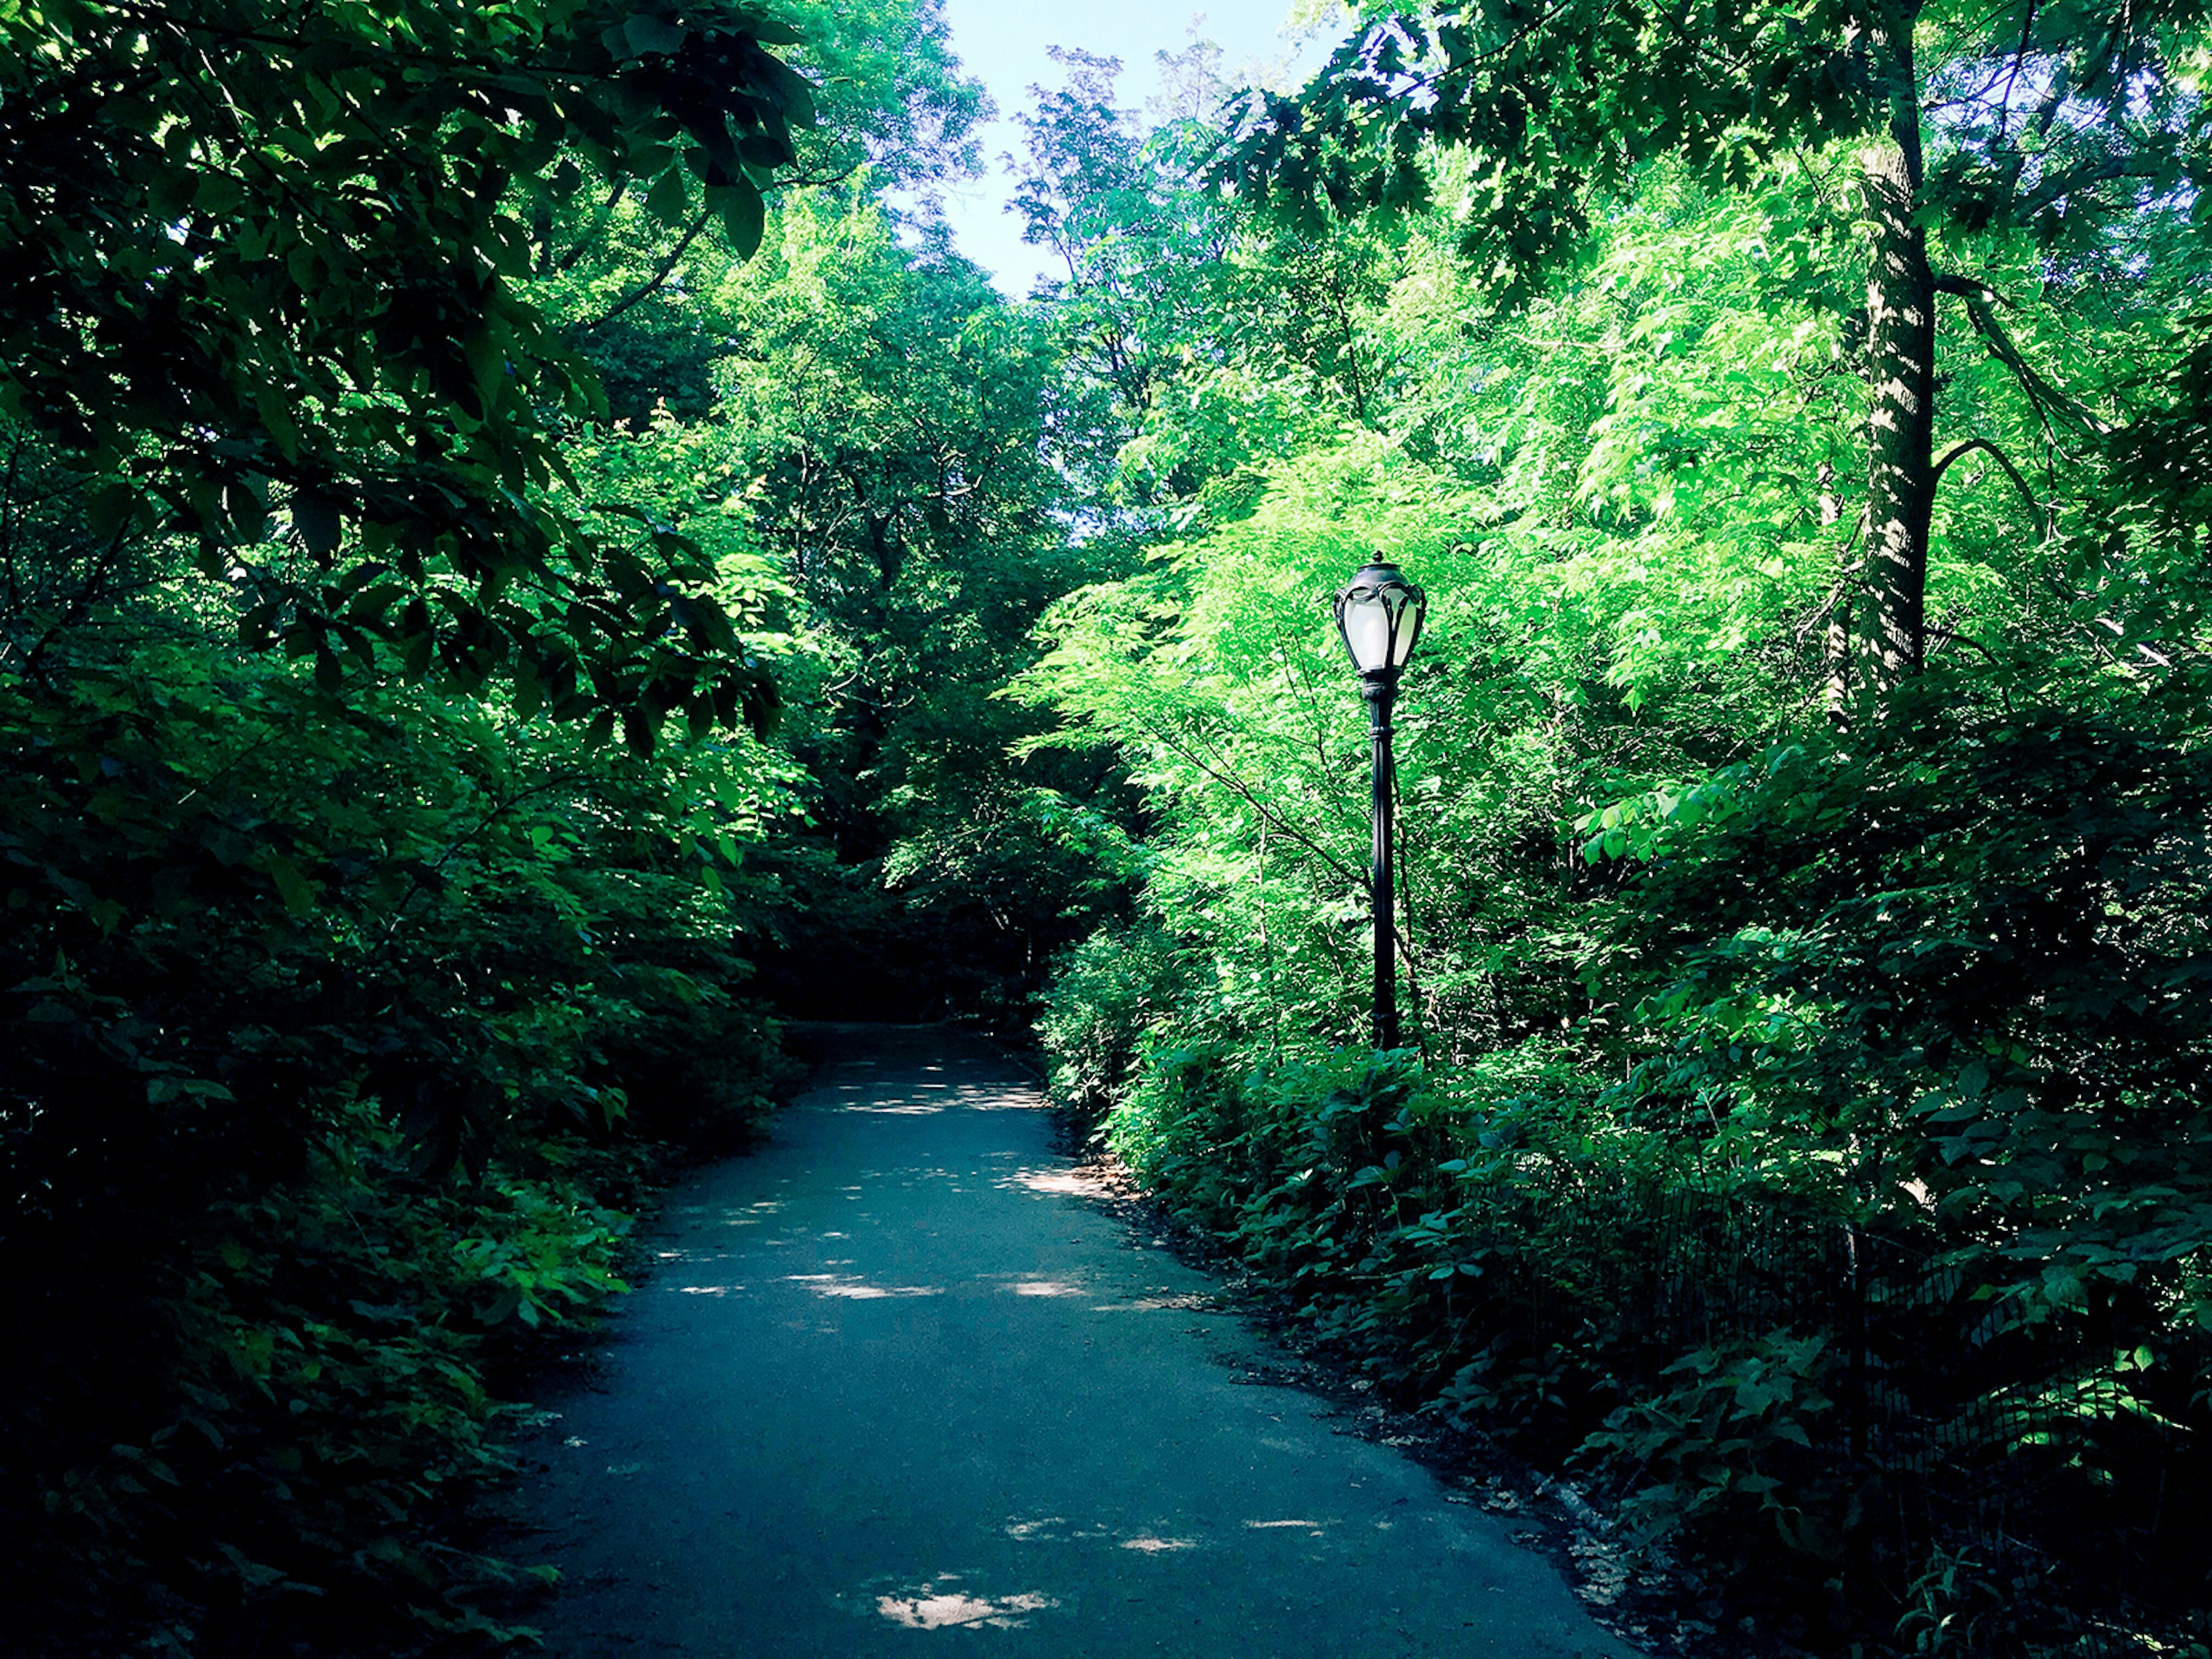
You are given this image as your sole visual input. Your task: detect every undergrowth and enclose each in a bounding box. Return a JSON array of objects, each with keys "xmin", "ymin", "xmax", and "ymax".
[
  {"xmin": 1084, "ymin": 1038, "xmax": 2212, "ymax": 1656},
  {"xmin": 6, "ymin": 988, "xmax": 799, "ymax": 1658}
]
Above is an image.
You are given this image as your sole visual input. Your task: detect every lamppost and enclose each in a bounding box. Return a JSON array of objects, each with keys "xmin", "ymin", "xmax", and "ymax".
[{"xmin": 1334, "ymin": 561, "xmax": 1426, "ymax": 1051}]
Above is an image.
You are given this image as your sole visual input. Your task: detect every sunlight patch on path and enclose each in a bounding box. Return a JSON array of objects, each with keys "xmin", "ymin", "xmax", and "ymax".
[
  {"xmin": 1090, "ymin": 1291, "xmax": 1225, "ymax": 1313},
  {"xmin": 873, "ymin": 1577, "xmax": 1058, "ymax": 1630},
  {"xmin": 828, "ymin": 1078, "xmax": 1037, "ymax": 1116},
  {"xmin": 1001, "ymin": 1165, "xmax": 1115, "ymax": 1198},
  {"xmin": 784, "ymin": 1273, "xmax": 943, "ymax": 1300},
  {"xmin": 1000, "ymin": 1516, "xmax": 1198, "ymax": 1552},
  {"xmin": 525, "ymin": 1029, "xmax": 1637, "ymax": 1659}
]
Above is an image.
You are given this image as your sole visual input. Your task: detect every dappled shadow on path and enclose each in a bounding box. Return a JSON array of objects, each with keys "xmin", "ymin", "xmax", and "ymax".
[
  {"xmin": 822, "ymin": 1080, "xmax": 1037, "ymax": 1115},
  {"xmin": 521, "ymin": 1025, "xmax": 1635, "ymax": 1659}
]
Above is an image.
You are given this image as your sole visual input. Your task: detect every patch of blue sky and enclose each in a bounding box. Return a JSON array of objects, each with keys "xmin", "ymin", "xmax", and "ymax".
[{"xmin": 895, "ymin": 0, "xmax": 1343, "ymax": 298}]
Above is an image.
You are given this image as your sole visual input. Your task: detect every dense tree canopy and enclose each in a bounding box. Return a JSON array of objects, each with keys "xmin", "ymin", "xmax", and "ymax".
[
  {"xmin": 1020, "ymin": 14, "xmax": 2212, "ymax": 1646},
  {"xmin": 0, "ymin": 2, "xmax": 1061, "ymax": 1648},
  {"xmin": 0, "ymin": 0, "xmax": 824, "ymax": 742},
  {"xmin": 3, "ymin": 3, "xmax": 2210, "ymax": 1655},
  {"xmin": 1221, "ymin": 0, "xmax": 2212, "ymax": 713}
]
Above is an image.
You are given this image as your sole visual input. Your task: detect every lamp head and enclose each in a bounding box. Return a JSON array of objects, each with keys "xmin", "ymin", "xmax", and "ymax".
[{"xmin": 1334, "ymin": 562, "xmax": 1426, "ymax": 680}]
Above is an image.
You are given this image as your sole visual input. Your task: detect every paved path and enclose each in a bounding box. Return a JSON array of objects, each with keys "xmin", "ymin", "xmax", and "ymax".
[{"xmin": 522, "ymin": 1024, "xmax": 1635, "ymax": 1658}]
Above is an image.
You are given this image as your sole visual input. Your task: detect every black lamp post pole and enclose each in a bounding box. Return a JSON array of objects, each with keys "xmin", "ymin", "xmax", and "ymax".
[
  {"xmin": 1363, "ymin": 669, "xmax": 1400, "ymax": 1051},
  {"xmin": 1335, "ymin": 559, "xmax": 1423, "ymax": 1055}
]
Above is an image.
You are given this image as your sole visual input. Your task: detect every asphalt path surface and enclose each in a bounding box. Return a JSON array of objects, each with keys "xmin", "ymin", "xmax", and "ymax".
[{"xmin": 521, "ymin": 1024, "xmax": 1637, "ymax": 1658}]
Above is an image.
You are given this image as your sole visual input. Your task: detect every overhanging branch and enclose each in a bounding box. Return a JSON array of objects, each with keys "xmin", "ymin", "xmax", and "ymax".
[
  {"xmin": 1933, "ymin": 435, "xmax": 2048, "ymax": 531},
  {"xmin": 1934, "ymin": 274, "xmax": 2109, "ymax": 437},
  {"xmin": 1153, "ymin": 719, "xmax": 1365, "ymax": 891},
  {"xmin": 576, "ymin": 207, "xmax": 713, "ymax": 332}
]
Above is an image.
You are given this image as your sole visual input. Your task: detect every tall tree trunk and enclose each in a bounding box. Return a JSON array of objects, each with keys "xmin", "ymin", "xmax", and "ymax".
[{"xmin": 1855, "ymin": 1, "xmax": 1936, "ymax": 718}]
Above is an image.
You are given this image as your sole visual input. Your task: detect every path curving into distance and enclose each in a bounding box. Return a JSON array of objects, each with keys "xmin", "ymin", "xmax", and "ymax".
[{"xmin": 520, "ymin": 1024, "xmax": 1638, "ymax": 1658}]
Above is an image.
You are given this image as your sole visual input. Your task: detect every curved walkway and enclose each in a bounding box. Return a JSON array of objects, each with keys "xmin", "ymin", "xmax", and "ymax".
[{"xmin": 521, "ymin": 1024, "xmax": 1636, "ymax": 1658}]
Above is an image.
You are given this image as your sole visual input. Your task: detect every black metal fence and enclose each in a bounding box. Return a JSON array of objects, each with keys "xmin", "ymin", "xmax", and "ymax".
[{"xmin": 1451, "ymin": 1173, "xmax": 2211, "ymax": 1654}]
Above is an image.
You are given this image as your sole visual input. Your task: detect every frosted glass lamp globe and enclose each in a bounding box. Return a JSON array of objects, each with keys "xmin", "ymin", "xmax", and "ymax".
[{"xmin": 1333, "ymin": 562, "xmax": 1426, "ymax": 679}]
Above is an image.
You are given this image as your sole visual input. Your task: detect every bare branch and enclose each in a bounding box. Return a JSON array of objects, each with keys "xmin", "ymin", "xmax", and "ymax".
[
  {"xmin": 1995, "ymin": 0, "xmax": 2038, "ymax": 143},
  {"xmin": 1152, "ymin": 719, "xmax": 1365, "ymax": 891},
  {"xmin": 771, "ymin": 159, "xmax": 867, "ymax": 192},
  {"xmin": 2014, "ymin": 151, "xmax": 2172, "ymax": 219},
  {"xmin": 554, "ymin": 179, "xmax": 631, "ymax": 273},
  {"xmin": 1926, "ymin": 624, "xmax": 2004, "ymax": 672}
]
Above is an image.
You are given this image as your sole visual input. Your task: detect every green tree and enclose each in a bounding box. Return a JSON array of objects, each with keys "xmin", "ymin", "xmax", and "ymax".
[
  {"xmin": 694, "ymin": 192, "xmax": 1128, "ymax": 1017},
  {"xmin": 1221, "ymin": 0, "xmax": 2212, "ymax": 712},
  {"xmin": 537, "ymin": 0, "xmax": 986, "ymax": 427},
  {"xmin": 1013, "ymin": 44, "xmax": 1407, "ymax": 513},
  {"xmin": 0, "ymin": 5, "xmax": 839, "ymax": 1643},
  {"xmin": 0, "ymin": 0, "xmax": 813, "ymax": 739}
]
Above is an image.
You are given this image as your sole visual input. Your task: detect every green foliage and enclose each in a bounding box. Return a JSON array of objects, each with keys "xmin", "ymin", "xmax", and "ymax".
[
  {"xmin": 0, "ymin": 0, "xmax": 816, "ymax": 739},
  {"xmin": 0, "ymin": 596, "xmax": 803, "ymax": 1649},
  {"xmin": 0, "ymin": 0, "xmax": 1131, "ymax": 1648},
  {"xmin": 41, "ymin": 1101, "xmax": 640, "ymax": 1649},
  {"xmin": 1589, "ymin": 679, "xmax": 2212, "ymax": 1324},
  {"xmin": 1029, "ymin": 20, "xmax": 2212, "ymax": 1644},
  {"xmin": 8, "ymin": 0, "xmax": 2211, "ymax": 1650},
  {"xmin": 645, "ymin": 185, "xmax": 1140, "ymax": 1025},
  {"xmin": 1012, "ymin": 47, "xmax": 1409, "ymax": 514},
  {"xmin": 1221, "ymin": 0, "xmax": 2210, "ymax": 302},
  {"xmin": 1037, "ymin": 922, "xmax": 1194, "ymax": 1122},
  {"xmin": 1582, "ymin": 1331, "xmax": 1844, "ymax": 1568},
  {"xmin": 1892, "ymin": 1546, "xmax": 2010, "ymax": 1656},
  {"xmin": 1222, "ymin": 0, "xmax": 2212, "ymax": 718},
  {"xmin": 1094, "ymin": 1037, "xmax": 1684, "ymax": 1430},
  {"xmin": 0, "ymin": 6, "xmax": 1121, "ymax": 1641}
]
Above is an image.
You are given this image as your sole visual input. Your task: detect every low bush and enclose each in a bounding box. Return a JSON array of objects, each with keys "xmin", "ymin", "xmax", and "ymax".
[
  {"xmin": 1063, "ymin": 1005, "xmax": 2212, "ymax": 1644},
  {"xmin": 1, "ymin": 649, "xmax": 802, "ymax": 1656}
]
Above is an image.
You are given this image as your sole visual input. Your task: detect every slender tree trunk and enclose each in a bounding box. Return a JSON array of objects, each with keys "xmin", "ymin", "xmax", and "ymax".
[{"xmin": 1855, "ymin": 2, "xmax": 1936, "ymax": 717}]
